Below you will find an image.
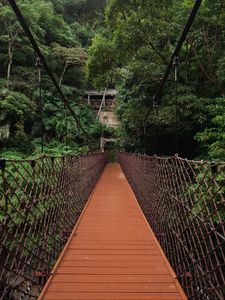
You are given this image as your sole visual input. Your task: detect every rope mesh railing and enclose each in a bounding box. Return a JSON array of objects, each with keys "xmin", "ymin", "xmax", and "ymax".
[
  {"xmin": 0, "ymin": 153, "xmax": 107, "ymax": 300},
  {"xmin": 119, "ymin": 152, "xmax": 225, "ymax": 300}
]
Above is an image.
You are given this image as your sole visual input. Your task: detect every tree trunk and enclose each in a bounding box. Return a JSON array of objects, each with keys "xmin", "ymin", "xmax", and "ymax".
[
  {"xmin": 59, "ymin": 62, "xmax": 69, "ymax": 86},
  {"xmin": 6, "ymin": 25, "xmax": 18, "ymax": 90},
  {"xmin": 7, "ymin": 41, "xmax": 13, "ymax": 90}
]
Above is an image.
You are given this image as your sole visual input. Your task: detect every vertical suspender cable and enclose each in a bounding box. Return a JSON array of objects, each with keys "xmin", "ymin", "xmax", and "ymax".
[
  {"xmin": 36, "ymin": 58, "xmax": 44, "ymax": 153},
  {"xmin": 143, "ymin": 123, "xmax": 146, "ymax": 154},
  {"xmin": 39, "ymin": 64, "xmax": 44, "ymax": 153},
  {"xmin": 173, "ymin": 56, "xmax": 179, "ymax": 154},
  {"xmin": 64, "ymin": 102, "xmax": 68, "ymax": 148},
  {"xmin": 144, "ymin": 0, "xmax": 203, "ymax": 123}
]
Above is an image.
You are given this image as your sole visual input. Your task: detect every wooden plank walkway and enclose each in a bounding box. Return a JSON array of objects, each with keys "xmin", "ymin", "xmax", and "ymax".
[{"xmin": 39, "ymin": 164, "xmax": 187, "ymax": 300}]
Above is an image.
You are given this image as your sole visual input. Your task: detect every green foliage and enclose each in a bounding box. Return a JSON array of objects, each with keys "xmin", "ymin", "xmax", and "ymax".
[
  {"xmin": 0, "ymin": 0, "xmax": 107, "ymax": 158},
  {"xmin": 52, "ymin": 43, "xmax": 87, "ymax": 65},
  {"xmin": 61, "ymin": 0, "xmax": 106, "ymax": 23},
  {"xmin": 0, "ymin": 88, "xmax": 34, "ymax": 121},
  {"xmin": 189, "ymin": 170, "xmax": 225, "ymax": 224},
  {"xmin": 1, "ymin": 0, "xmax": 225, "ymax": 159},
  {"xmin": 86, "ymin": 34, "xmax": 117, "ymax": 88},
  {"xmin": 6, "ymin": 134, "xmax": 35, "ymax": 155},
  {"xmin": 195, "ymin": 97, "xmax": 225, "ymax": 160},
  {"xmin": 86, "ymin": 0, "xmax": 225, "ymax": 159},
  {"xmin": 0, "ymin": 150, "xmax": 25, "ymax": 160}
]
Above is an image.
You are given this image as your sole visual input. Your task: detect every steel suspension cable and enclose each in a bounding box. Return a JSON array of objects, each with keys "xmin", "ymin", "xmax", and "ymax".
[
  {"xmin": 144, "ymin": 0, "xmax": 203, "ymax": 123},
  {"xmin": 174, "ymin": 56, "xmax": 179, "ymax": 154},
  {"xmin": 36, "ymin": 58, "xmax": 44, "ymax": 153},
  {"xmin": 8, "ymin": 0, "xmax": 91, "ymax": 140}
]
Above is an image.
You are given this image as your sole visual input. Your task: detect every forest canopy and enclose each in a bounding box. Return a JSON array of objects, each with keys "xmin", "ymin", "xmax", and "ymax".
[
  {"xmin": 0, "ymin": 0, "xmax": 107, "ymax": 158},
  {"xmin": 87, "ymin": 0, "xmax": 225, "ymax": 159},
  {"xmin": 0, "ymin": 0, "xmax": 225, "ymax": 160}
]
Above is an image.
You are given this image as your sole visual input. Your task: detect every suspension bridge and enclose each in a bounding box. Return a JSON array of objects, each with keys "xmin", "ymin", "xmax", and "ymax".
[
  {"xmin": 0, "ymin": 0, "xmax": 225, "ymax": 299},
  {"xmin": 0, "ymin": 153, "xmax": 224, "ymax": 299}
]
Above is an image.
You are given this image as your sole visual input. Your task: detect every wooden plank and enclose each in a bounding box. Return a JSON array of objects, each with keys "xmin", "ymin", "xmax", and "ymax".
[
  {"xmin": 51, "ymin": 274, "xmax": 174, "ymax": 283},
  {"xmin": 59, "ymin": 260, "xmax": 167, "ymax": 268},
  {"xmin": 65, "ymin": 245, "xmax": 159, "ymax": 250},
  {"xmin": 47, "ymin": 282, "xmax": 178, "ymax": 293},
  {"xmin": 62, "ymin": 249, "xmax": 161, "ymax": 255},
  {"xmin": 57, "ymin": 254, "xmax": 163, "ymax": 261},
  {"xmin": 54, "ymin": 266, "xmax": 171, "ymax": 275},
  {"xmin": 43, "ymin": 292, "xmax": 183, "ymax": 300}
]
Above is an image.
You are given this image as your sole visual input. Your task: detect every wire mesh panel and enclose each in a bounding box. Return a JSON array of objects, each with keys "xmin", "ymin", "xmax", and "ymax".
[
  {"xmin": 119, "ymin": 153, "xmax": 225, "ymax": 300},
  {"xmin": 0, "ymin": 153, "xmax": 106, "ymax": 300}
]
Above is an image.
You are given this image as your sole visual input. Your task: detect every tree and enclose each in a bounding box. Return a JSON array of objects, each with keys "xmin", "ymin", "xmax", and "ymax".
[
  {"xmin": 52, "ymin": 43, "xmax": 87, "ymax": 85},
  {"xmin": 0, "ymin": 0, "xmax": 105, "ymax": 156},
  {"xmin": 86, "ymin": 0, "xmax": 225, "ymax": 158},
  {"xmin": 0, "ymin": 1, "xmax": 22, "ymax": 89}
]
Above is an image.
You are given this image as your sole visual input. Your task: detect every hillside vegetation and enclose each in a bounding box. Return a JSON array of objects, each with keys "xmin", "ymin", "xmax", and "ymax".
[
  {"xmin": 0, "ymin": 0, "xmax": 107, "ymax": 158},
  {"xmin": 0, "ymin": 0, "xmax": 225, "ymax": 160},
  {"xmin": 87, "ymin": 0, "xmax": 225, "ymax": 159}
]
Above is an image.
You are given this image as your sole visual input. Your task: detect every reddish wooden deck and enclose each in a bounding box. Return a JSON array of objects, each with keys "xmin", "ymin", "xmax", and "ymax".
[{"xmin": 39, "ymin": 164, "xmax": 187, "ymax": 300}]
